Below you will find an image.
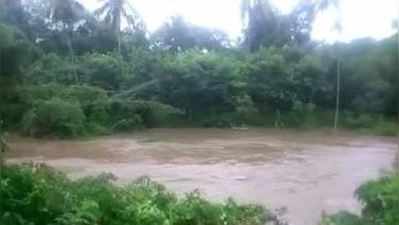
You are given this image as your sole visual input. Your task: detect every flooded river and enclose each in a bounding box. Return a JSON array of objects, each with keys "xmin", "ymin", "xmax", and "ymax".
[{"xmin": 6, "ymin": 128, "xmax": 398, "ymax": 225}]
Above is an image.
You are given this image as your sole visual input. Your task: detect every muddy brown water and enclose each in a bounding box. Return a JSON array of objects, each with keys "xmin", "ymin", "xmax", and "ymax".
[{"xmin": 6, "ymin": 128, "xmax": 398, "ymax": 225}]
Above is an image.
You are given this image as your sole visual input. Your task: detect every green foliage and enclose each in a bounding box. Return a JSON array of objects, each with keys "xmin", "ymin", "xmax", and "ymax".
[
  {"xmin": 0, "ymin": 164, "xmax": 273, "ymax": 225},
  {"xmin": 15, "ymin": 84, "xmax": 184, "ymax": 136},
  {"xmin": 321, "ymin": 173, "xmax": 399, "ymax": 225},
  {"xmin": 0, "ymin": 120, "xmax": 8, "ymax": 163},
  {"xmin": 26, "ymin": 53, "xmax": 78, "ymax": 84},
  {"xmin": 320, "ymin": 211, "xmax": 363, "ymax": 225},
  {"xmin": 372, "ymin": 120, "xmax": 399, "ymax": 137},
  {"xmin": 108, "ymin": 99, "xmax": 181, "ymax": 128},
  {"xmin": 241, "ymin": 0, "xmax": 331, "ymax": 51},
  {"xmin": 343, "ymin": 113, "xmax": 375, "ymax": 129},
  {"xmin": 158, "ymin": 50, "xmax": 241, "ymax": 119},
  {"xmin": 153, "ymin": 16, "xmax": 229, "ymax": 52},
  {"xmin": 233, "ymin": 94, "xmax": 258, "ymax": 124},
  {"xmin": 78, "ymin": 53, "xmax": 124, "ymax": 90},
  {"xmin": 112, "ymin": 116, "xmax": 144, "ymax": 131},
  {"xmin": 356, "ymin": 174, "xmax": 399, "ymax": 225},
  {"xmin": 244, "ymin": 47, "xmax": 328, "ymax": 113},
  {"xmin": 18, "ymin": 84, "xmax": 110, "ymax": 135},
  {"xmin": 0, "ymin": 23, "xmax": 15, "ymax": 49},
  {"xmin": 0, "ymin": 0, "xmax": 398, "ymax": 136},
  {"xmin": 21, "ymin": 98, "xmax": 86, "ymax": 137},
  {"xmin": 61, "ymin": 85, "xmax": 110, "ymax": 125},
  {"xmin": 342, "ymin": 113, "xmax": 399, "ymax": 136},
  {"xmin": 0, "ymin": 23, "xmax": 37, "ymax": 128}
]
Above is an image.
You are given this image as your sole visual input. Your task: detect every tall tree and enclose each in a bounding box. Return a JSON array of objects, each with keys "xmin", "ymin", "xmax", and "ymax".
[
  {"xmin": 48, "ymin": 0, "xmax": 86, "ymax": 81},
  {"xmin": 0, "ymin": 0, "xmax": 25, "ymax": 25},
  {"xmin": 240, "ymin": 0, "xmax": 339, "ymax": 51},
  {"xmin": 95, "ymin": 0, "xmax": 142, "ymax": 54},
  {"xmin": 240, "ymin": 0, "xmax": 278, "ymax": 51},
  {"xmin": 153, "ymin": 16, "xmax": 229, "ymax": 53}
]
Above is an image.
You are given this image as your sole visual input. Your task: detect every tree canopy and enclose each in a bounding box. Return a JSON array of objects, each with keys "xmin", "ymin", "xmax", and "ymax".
[{"xmin": 0, "ymin": 0, "xmax": 397, "ymax": 136}]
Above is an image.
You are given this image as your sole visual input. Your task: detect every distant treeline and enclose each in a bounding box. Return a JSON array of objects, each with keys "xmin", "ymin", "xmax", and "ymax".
[{"xmin": 0, "ymin": 0, "xmax": 398, "ymax": 137}]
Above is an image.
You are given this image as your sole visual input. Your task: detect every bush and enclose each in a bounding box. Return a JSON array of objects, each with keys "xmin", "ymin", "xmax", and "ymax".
[
  {"xmin": 112, "ymin": 115, "xmax": 144, "ymax": 131},
  {"xmin": 0, "ymin": 164, "xmax": 275, "ymax": 225},
  {"xmin": 85, "ymin": 122, "xmax": 109, "ymax": 136},
  {"xmin": 21, "ymin": 98, "xmax": 86, "ymax": 137},
  {"xmin": 19, "ymin": 84, "xmax": 63, "ymax": 103},
  {"xmin": 61, "ymin": 85, "xmax": 110, "ymax": 125},
  {"xmin": 372, "ymin": 120, "xmax": 399, "ymax": 137},
  {"xmin": 320, "ymin": 211, "xmax": 363, "ymax": 225},
  {"xmin": 79, "ymin": 53, "xmax": 124, "ymax": 90},
  {"xmin": 343, "ymin": 113, "xmax": 374, "ymax": 129},
  {"xmin": 0, "ymin": 120, "xmax": 7, "ymax": 158},
  {"xmin": 18, "ymin": 85, "xmax": 113, "ymax": 137},
  {"xmin": 200, "ymin": 114, "xmax": 235, "ymax": 128},
  {"xmin": 321, "ymin": 173, "xmax": 399, "ymax": 225},
  {"xmin": 233, "ymin": 94, "xmax": 259, "ymax": 124},
  {"xmin": 26, "ymin": 54, "xmax": 78, "ymax": 84},
  {"xmin": 108, "ymin": 99, "xmax": 181, "ymax": 128},
  {"xmin": 341, "ymin": 113, "xmax": 398, "ymax": 136},
  {"xmin": 21, "ymin": 85, "xmax": 110, "ymax": 125},
  {"xmin": 356, "ymin": 173, "xmax": 399, "ymax": 225},
  {"xmin": 18, "ymin": 86, "xmax": 185, "ymax": 137}
]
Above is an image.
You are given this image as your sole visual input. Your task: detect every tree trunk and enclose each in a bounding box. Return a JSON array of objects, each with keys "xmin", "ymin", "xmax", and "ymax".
[
  {"xmin": 334, "ymin": 57, "xmax": 341, "ymax": 130},
  {"xmin": 118, "ymin": 30, "xmax": 121, "ymax": 55},
  {"xmin": 66, "ymin": 25, "xmax": 78, "ymax": 84},
  {"xmin": 114, "ymin": 8, "xmax": 122, "ymax": 55},
  {"xmin": 67, "ymin": 39, "xmax": 78, "ymax": 83},
  {"xmin": 397, "ymin": 19, "xmax": 399, "ymax": 122}
]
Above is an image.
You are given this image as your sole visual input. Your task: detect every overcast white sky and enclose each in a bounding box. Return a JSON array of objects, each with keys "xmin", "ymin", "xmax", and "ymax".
[{"xmin": 80, "ymin": 0, "xmax": 398, "ymax": 43}]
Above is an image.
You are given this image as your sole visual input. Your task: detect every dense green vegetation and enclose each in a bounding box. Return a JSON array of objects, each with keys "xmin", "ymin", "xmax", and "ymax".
[
  {"xmin": 1, "ymin": 1, "xmax": 398, "ymax": 224},
  {"xmin": 321, "ymin": 172, "xmax": 399, "ymax": 225},
  {"xmin": 0, "ymin": 0, "xmax": 398, "ymax": 138},
  {"xmin": 0, "ymin": 164, "xmax": 275, "ymax": 225},
  {"xmin": 0, "ymin": 121, "xmax": 7, "ymax": 166}
]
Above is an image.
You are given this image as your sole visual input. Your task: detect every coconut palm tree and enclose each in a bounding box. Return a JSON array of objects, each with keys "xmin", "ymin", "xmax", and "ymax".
[
  {"xmin": 95, "ymin": 0, "xmax": 141, "ymax": 54},
  {"xmin": 240, "ymin": 0, "xmax": 277, "ymax": 51},
  {"xmin": 48, "ymin": 0, "xmax": 86, "ymax": 46},
  {"xmin": 239, "ymin": 0, "xmax": 338, "ymax": 51},
  {"xmin": 48, "ymin": 0, "xmax": 86, "ymax": 82}
]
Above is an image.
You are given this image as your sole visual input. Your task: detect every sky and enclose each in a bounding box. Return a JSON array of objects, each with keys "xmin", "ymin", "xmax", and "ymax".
[{"xmin": 81, "ymin": 0, "xmax": 399, "ymax": 43}]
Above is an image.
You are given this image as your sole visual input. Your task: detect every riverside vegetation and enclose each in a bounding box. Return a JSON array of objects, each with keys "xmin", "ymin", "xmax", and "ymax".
[
  {"xmin": 0, "ymin": 0, "xmax": 398, "ymax": 138},
  {"xmin": 0, "ymin": 163, "xmax": 399, "ymax": 225},
  {"xmin": 0, "ymin": 164, "xmax": 271, "ymax": 225},
  {"xmin": 0, "ymin": 0, "xmax": 399, "ymax": 225}
]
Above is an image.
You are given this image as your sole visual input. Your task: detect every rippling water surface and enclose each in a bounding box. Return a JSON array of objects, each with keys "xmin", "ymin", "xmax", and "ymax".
[{"xmin": 6, "ymin": 128, "xmax": 398, "ymax": 225}]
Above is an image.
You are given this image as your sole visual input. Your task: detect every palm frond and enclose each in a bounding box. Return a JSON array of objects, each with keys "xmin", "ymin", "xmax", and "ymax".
[
  {"xmin": 125, "ymin": 1, "xmax": 139, "ymax": 17},
  {"xmin": 94, "ymin": 2, "xmax": 110, "ymax": 16},
  {"xmin": 317, "ymin": 0, "xmax": 339, "ymax": 11}
]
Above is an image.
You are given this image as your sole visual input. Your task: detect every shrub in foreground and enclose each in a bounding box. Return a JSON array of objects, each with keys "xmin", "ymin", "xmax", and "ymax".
[
  {"xmin": 0, "ymin": 164, "xmax": 274, "ymax": 225},
  {"xmin": 321, "ymin": 173, "xmax": 399, "ymax": 225}
]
